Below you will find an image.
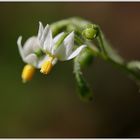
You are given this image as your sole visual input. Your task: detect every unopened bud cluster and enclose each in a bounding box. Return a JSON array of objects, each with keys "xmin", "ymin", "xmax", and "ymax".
[{"xmin": 82, "ymin": 24, "xmax": 98, "ymax": 40}]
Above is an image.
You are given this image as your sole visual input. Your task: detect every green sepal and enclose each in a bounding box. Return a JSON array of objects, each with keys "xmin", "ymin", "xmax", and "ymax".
[{"xmin": 34, "ymin": 49, "xmax": 45, "ymax": 58}]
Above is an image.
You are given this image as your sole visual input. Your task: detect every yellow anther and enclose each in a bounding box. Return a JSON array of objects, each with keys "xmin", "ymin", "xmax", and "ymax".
[
  {"xmin": 21, "ymin": 64, "xmax": 35, "ymax": 83},
  {"xmin": 40, "ymin": 57, "xmax": 53, "ymax": 75}
]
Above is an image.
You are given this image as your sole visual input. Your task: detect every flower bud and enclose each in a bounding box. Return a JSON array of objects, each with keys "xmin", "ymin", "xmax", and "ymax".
[
  {"xmin": 78, "ymin": 48, "xmax": 94, "ymax": 68},
  {"xmin": 82, "ymin": 27, "xmax": 97, "ymax": 40}
]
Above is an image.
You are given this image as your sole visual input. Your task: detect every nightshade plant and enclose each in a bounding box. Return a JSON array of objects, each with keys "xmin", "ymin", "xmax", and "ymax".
[{"xmin": 17, "ymin": 17, "xmax": 140, "ymax": 101}]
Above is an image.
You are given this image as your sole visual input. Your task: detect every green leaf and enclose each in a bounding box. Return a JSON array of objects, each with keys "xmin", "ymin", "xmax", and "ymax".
[{"xmin": 73, "ymin": 57, "xmax": 93, "ymax": 102}]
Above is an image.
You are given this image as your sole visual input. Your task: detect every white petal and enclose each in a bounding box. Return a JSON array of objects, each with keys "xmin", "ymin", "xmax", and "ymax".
[
  {"xmin": 40, "ymin": 24, "xmax": 49, "ymax": 43},
  {"xmin": 17, "ymin": 36, "xmax": 25, "ymax": 60},
  {"xmin": 42, "ymin": 25, "xmax": 53, "ymax": 53},
  {"xmin": 24, "ymin": 53, "xmax": 38, "ymax": 67},
  {"xmin": 52, "ymin": 32, "xmax": 74, "ymax": 60},
  {"xmin": 52, "ymin": 43, "xmax": 67, "ymax": 60},
  {"xmin": 37, "ymin": 21, "xmax": 44, "ymax": 40},
  {"xmin": 63, "ymin": 31, "xmax": 74, "ymax": 57},
  {"xmin": 53, "ymin": 32, "xmax": 65, "ymax": 44},
  {"xmin": 67, "ymin": 45, "xmax": 87, "ymax": 60},
  {"xmin": 52, "ymin": 58, "xmax": 58, "ymax": 65},
  {"xmin": 23, "ymin": 37, "xmax": 41, "ymax": 56}
]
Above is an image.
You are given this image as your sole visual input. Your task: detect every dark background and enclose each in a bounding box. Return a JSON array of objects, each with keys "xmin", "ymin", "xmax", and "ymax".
[{"xmin": 0, "ymin": 2, "xmax": 140, "ymax": 137}]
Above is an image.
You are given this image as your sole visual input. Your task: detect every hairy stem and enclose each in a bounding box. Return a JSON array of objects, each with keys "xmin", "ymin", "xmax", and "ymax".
[{"xmin": 51, "ymin": 17, "xmax": 140, "ymax": 82}]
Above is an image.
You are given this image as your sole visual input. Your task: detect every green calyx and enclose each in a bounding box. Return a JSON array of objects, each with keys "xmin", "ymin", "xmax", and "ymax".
[{"xmin": 34, "ymin": 49, "xmax": 45, "ymax": 58}]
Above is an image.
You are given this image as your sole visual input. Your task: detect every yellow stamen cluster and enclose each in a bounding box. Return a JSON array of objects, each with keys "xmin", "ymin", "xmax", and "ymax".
[
  {"xmin": 40, "ymin": 57, "xmax": 53, "ymax": 75},
  {"xmin": 21, "ymin": 64, "xmax": 35, "ymax": 83}
]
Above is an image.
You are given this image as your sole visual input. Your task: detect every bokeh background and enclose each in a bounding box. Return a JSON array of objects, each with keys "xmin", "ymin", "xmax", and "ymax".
[{"xmin": 0, "ymin": 2, "xmax": 140, "ymax": 138}]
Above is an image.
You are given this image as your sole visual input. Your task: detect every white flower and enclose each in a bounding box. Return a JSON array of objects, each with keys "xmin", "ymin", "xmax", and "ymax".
[
  {"xmin": 17, "ymin": 32, "xmax": 50, "ymax": 82},
  {"xmin": 17, "ymin": 36, "xmax": 49, "ymax": 69},
  {"xmin": 38, "ymin": 22, "xmax": 87, "ymax": 74},
  {"xmin": 38, "ymin": 22, "xmax": 86, "ymax": 61}
]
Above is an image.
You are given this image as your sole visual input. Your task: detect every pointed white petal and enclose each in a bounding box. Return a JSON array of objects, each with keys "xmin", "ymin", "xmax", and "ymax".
[
  {"xmin": 37, "ymin": 21, "xmax": 44, "ymax": 40},
  {"xmin": 32, "ymin": 38, "xmax": 42, "ymax": 51},
  {"xmin": 63, "ymin": 31, "xmax": 74, "ymax": 57},
  {"xmin": 23, "ymin": 37, "xmax": 41, "ymax": 56},
  {"xmin": 52, "ymin": 32, "xmax": 74, "ymax": 60},
  {"xmin": 67, "ymin": 45, "xmax": 87, "ymax": 60},
  {"xmin": 53, "ymin": 32, "xmax": 65, "ymax": 44},
  {"xmin": 17, "ymin": 36, "xmax": 25, "ymax": 60},
  {"xmin": 40, "ymin": 24, "xmax": 49, "ymax": 42},
  {"xmin": 42, "ymin": 25, "xmax": 53, "ymax": 53},
  {"xmin": 51, "ymin": 32, "xmax": 65, "ymax": 56},
  {"xmin": 52, "ymin": 43, "xmax": 67, "ymax": 60},
  {"xmin": 24, "ymin": 53, "xmax": 38, "ymax": 67}
]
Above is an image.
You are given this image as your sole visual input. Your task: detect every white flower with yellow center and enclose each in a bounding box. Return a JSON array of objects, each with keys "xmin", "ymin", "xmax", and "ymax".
[
  {"xmin": 38, "ymin": 22, "xmax": 87, "ymax": 74},
  {"xmin": 17, "ymin": 35, "xmax": 49, "ymax": 82}
]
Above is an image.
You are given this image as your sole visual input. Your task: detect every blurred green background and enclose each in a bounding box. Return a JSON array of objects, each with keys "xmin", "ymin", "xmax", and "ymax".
[{"xmin": 0, "ymin": 2, "xmax": 140, "ymax": 137}]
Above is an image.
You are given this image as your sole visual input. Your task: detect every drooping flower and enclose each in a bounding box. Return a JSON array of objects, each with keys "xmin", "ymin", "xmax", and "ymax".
[
  {"xmin": 37, "ymin": 22, "xmax": 87, "ymax": 74},
  {"xmin": 17, "ymin": 35, "xmax": 49, "ymax": 82}
]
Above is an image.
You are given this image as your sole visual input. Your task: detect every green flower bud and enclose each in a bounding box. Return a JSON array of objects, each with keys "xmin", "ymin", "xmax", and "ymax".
[
  {"xmin": 82, "ymin": 27, "xmax": 97, "ymax": 40},
  {"xmin": 78, "ymin": 48, "xmax": 94, "ymax": 68}
]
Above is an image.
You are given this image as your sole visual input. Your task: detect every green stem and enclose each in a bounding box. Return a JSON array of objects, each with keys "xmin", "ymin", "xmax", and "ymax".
[{"xmin": 50, "ymin": 17, "xmax": 140, "ymax": 82}]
